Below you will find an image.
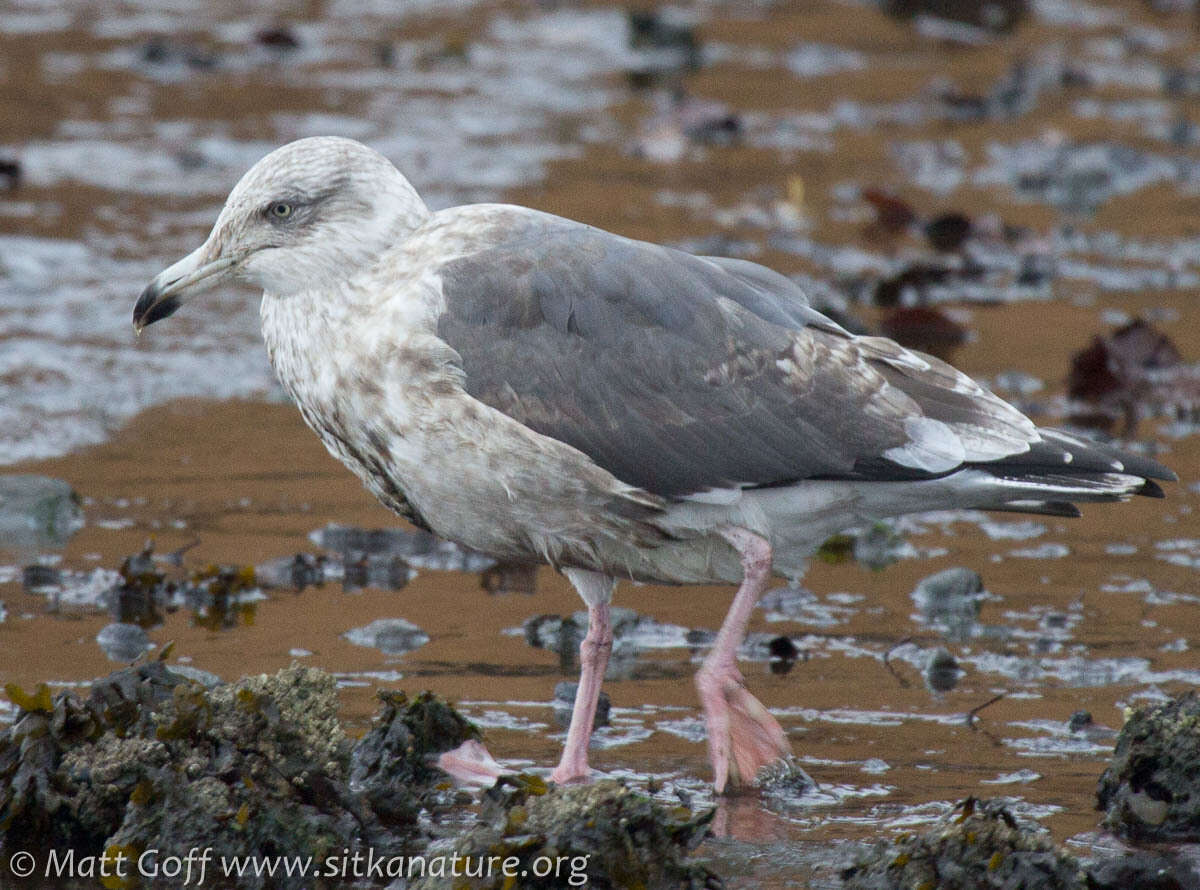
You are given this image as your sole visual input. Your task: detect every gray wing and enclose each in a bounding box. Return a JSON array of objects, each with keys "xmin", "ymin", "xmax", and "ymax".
[{"xmin": 434, "ymin": 210, "xmax": 1041, "ymax": 498}]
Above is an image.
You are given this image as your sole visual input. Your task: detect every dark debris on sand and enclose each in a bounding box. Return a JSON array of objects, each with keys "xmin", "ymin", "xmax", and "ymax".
[
  {"xmin": 1097, "ymin": 690, "xmax": 1200, "ymax": 841},
  {"xmin": 1068, "ymin": 319, "xmax": 1198, "ymax": 435}
]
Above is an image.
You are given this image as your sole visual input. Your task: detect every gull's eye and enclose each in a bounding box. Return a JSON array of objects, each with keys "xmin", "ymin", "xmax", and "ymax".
[{"xmin": 267, "ymin": 201, "xmax": 294, "ymax": 220}]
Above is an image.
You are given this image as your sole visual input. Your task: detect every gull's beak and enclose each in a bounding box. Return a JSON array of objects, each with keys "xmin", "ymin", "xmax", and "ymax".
[{"xmin": 133, "ymin": 241, "xmax": 238, "ymax": 334}]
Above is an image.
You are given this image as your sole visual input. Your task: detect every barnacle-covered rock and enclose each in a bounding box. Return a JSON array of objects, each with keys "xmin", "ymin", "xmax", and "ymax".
[
  {"xmin": 1097, "ymin": 691, "xmax": 1200, "ymax": 841},
  {"xmin": 413, "ymin": 777, "xmax": 722, "ymax": 889},
  {"xmin": 0, "ymin": 664, "xmax": 397, "ymax": 889},
  {"xmin": 840, "ymin": 798, "xmax": 1085, "ymax": 889},
  {"xmin": 349, "ymin": 689, "xmax": 481, "ymax": 827}
]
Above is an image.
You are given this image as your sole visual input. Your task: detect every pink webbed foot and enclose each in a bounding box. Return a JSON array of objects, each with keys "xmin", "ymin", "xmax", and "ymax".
[
  {"xmin": 435, "ymin": 739, "xmax": 509, "ymax": 787},
  {"xmin": 695, "ymin": 526, "xmax": 792, "ymax": 793},
  {"xmin": 549, "ymin": 753, "xmax": 593, "ymax": 786},
  {"xmin": 696, "ymin": 664, "xmax": 792, "ymax": 793}
]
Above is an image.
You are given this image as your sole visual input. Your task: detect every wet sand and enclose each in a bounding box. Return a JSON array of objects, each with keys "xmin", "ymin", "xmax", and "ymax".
[{"xmin": 3, "ymin": 1, "xmax": 1200, "ymax": 885}]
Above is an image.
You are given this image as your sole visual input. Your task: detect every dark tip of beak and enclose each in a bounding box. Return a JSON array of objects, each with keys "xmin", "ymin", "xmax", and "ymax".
[{"xmin": 132, "ymin": 283, "xmax": 181, "ymax": 333}]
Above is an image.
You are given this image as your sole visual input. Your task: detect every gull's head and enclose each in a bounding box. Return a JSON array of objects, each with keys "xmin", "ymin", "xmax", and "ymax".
[{"xmin": 133, "ymin": 136, "xmax": 427, "ymax": 332}]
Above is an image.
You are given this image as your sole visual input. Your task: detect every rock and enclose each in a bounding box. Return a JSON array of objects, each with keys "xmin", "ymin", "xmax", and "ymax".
[
  {"xmin": 254, "ymin": 552, "xmax": 329, "ymax": 591},
  {"xmin": 0, "ymin": 663, "xmax": 399, "ymax": 888},
  {"xmin": 853, "ymin": 521, "xmax": 910, "ymax": 570},
  {"xmin": 1097, "ymin": 691, "xmax": 1200, "ymax": 840},
  {"xmin": 412, "ymin": 777, "xmax": 722, "ymax": 889},
  {"xmin": 524, "ymin": 612, "xmax": 582, "ymax": 656},
  {"xmin": 1086, "ymin": 850, "xmax": 1198, "ymax": 890},
  {"xmin": 1067, "ymin": 319, "xmax": 1197, "ymax": 434},
  {"xmin": 139, "ymin": 36, "xmax": 219, "ymax": 70},
  {"xmin": 340, "ymin": 554, "xmax": 414, "ymax": 591},
  {"xmin": 924, "ymin": 212, "xmax": 973, "ymax": 251},
  {"xmin": 165, "ymin": 664, "xmax": 221, "ymax": 687},
  {"xmin": 523, "ymin": 607, "xmax": 687, "ymax": 659},
  {"xmin": 349, "ymin": 690, "xmax": 481, "ymax": 828},
  {"xmin": 768, "ymin": 635, "xmax": 800, "ymax": 661},
  {"xmin": 342, "ymin": 617, "xmax": 429, "ymax": 656},
  {"xmin": 95, "ymin": 622, "xmax": 152, "ymax": 662},
  {"xmin": 310, "ymin": 523, "xmax": 495, "ymax": 574},
  {"xmin": 841, "ymin": 797, "xmax": 1084, "ymax": 889},
  {"xmin": 758, "ymin": 756, "xmax": 817, "ymax": 798},
  {"xmin": 626, "ymin": 8, "xmax": 701, "ymax": 78},
  {"xmin": 552, "ymin": 681, "xmax": 611, "ymax": 728},
  {"xmin": 0, "ymin": 157, "xmax": 20, "ymax": 190},
  {"xmin": 925, "ymin": 647, "xmax": 962, "ymax": 692},
  {"xmin": 862, "ymin": 187, "xmax": 917, "ymax": 233},
  {"xmin": 184, "ymin": 563, "xmax": 265, "ymax": 631},
  {"xmin": 879, "ymin": 306, "xmax": 969, "ymax": 361},
  {"xmin": 1067, "ymin": 710, "xmax": 1118, "ymax": 743},
  {"xmin": 815, "ymin": 522, "xmax": 908, "ymax": 570},
  {"xmin": 872, "ymin": 263, "xmax": 953, "ymax": 307},
  {"xmin": 255, "ymin": 26, "xmax": 300, "ymax": 51},
  {"xmin": 911, "ymin": 567, "xmax": 988, "ymax": 640},
  {"xmin": 1069, "ymin": 319, "xmax": 1180, "ymax": 402},
  {"xmin": 0, "ymin": 474, "xmax": 84, "ymax": 554},
  {"xmin": 882, "ymin": 0, "xmax": 1028, "ymax": 35},
  {"xmin": 479, "ymin": 560, "xmax": 537, "ymax": 595}
]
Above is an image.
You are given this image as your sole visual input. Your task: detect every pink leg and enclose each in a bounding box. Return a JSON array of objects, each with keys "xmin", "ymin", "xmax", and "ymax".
[
  {"xmin": 695, "ymin": 526, "xmax": 792, "ymax": 792},
  {"xmin": 551, "ymin": 570, "xmax": 615, "ymax": 784}
]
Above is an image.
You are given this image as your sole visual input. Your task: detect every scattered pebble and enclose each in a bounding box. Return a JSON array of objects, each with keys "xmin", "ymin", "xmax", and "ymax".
[
  {"xmin": 879, "ymin": 306, "xmax": 969, "ymax": 360},
  {"xmin": 862, "ymin": 187, "xmax": 917, "ymax": 233},
  {"xmin": 138, "ymin": 35, "xmax": 219, "ymax": 71},
  {"xmin": 480, "ymin": 560, "xmax": 537, "ymax": 595},
  {"xmin": 911, "ymin": 567, "xmax": 988, "ymax": 640},
  {"xmin": 521, "ymin": 607, "xmax": 690, "ymax": 661},
  {"xmin": 1067, "ymin": 709, "xmax": 1094, "ymax": 732},
  {"xmin": 925, "ymin": 647, "xmax": 963, "ymax": 692},
  {"xmin": 255, "ymin": 26, "xmax": 301, "ymax": 51},
  {"xmin": 627, "ymin": 8, "xmax": 700, "ymax": 72},
  {"xmin": 342, "ymin": 617, "xmax": 430, "ymax": 656},
  {"xmin": 310, "ymin": 523, "xmax": 496, "ymax": 573},
  {"xmin": 0, "ymin": 157, "xmax": 21, "ymax": 190},
  {"xmin": 94, "ymin": 622, "xmax": 152, "ymax": 662},
  {"xmin": 552, "ymin": 681, "xmax": 611, "ymax": 728},
  {"xmin": 924, "ymin": 212, "xmax": 972, "ymax": 251},
  {"xmin": 0, "ymin": 474, "xmax": 84, "ymax": 555},
  {"xmin": 1068, "ymin": 318, "xmax": 1197, "ymax": 433}
]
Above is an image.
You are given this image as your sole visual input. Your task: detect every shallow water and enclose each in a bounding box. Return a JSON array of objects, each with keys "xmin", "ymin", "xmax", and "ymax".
[{"xmin": 3, "ymin": 1, "xmax": 1200, "ymax": 886}]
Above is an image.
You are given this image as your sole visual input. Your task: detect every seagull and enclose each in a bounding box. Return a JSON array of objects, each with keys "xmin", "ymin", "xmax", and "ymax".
[{"xmin": 134, "ymin": 137, "xmax": 1175, "ymax": 792}]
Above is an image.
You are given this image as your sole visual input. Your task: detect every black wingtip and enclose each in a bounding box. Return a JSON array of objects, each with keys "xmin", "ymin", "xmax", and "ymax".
[
  {"xmin": 987, "ymin": 500, "xmax": 1083, "ymax": 518},
  {"xmin": 1048, "ymin": 501, "xmax": 1084, "ymax": 518},
  {"xmin": 1136, "ymin": 479, "xmax": 1167, "ymax": 499},
  {"xmin": 1120, "ymin": 453, "xmax": 1177, "ymax": 483}
]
